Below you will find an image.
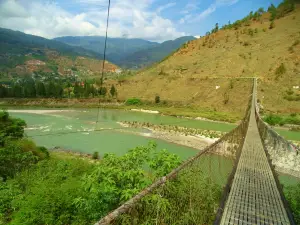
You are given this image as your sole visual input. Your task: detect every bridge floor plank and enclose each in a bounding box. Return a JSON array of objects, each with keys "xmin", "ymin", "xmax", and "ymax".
[{"xmin": 220, "ymin": 98, "xmax": 290, "ymax": 225}]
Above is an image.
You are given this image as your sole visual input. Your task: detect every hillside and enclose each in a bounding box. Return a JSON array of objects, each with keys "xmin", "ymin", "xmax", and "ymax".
[
  {"xmin": 0, "ymin": 28, "xmax": 118, "ymax": 78},
  {"xmin": 54, "ymin": 36, "xmax": 196, "ymax": 69},
  {"xmin": 109, "ymin": 2, "xmax": 300, "ymax": 120},
  {"xmin": 119, "ymin": 36, "xmax": 196, "ymax": 69},
  {"xmin": 54, "ymin": 36, "xmax": 158, "ymax": 66}
]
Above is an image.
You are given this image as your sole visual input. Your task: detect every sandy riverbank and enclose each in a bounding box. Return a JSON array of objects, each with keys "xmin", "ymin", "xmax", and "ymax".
[
  {"xmin": 117, "ymin": 122, "xmax": 216, "ymax": 150},
  {"xmin": 7, "ymin": 109, "xmax": 75, "ymax": 114},
  {"xmin": 130, "ymin": 108, "xmax": 160, "ymax": 114}
]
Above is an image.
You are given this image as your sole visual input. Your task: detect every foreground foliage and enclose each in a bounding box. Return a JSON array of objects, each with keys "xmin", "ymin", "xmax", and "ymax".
[
  {"xmin": 0, "ymin": 112, "xmax": 182, "ymax": 225},
  {"xmin": 0, "ymin": 111, "xmax": 48, "ymax": 181},
  {"xmin": 284, "ymin": 183, "xmax": 300, "ymax": 224}
]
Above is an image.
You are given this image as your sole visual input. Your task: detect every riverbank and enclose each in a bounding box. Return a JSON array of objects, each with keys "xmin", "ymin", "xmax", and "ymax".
[
  {"xmin": 0, "ymin": 98, "xmax": 241, "ymax": 123},
  {"xmin": 118, "ymin": 121, "xmax": 218, "ymax": 151}
]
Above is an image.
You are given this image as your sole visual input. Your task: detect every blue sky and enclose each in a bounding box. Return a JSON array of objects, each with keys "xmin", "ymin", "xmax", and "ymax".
[{"xmin": 0, "ymin": 0, "xmax": 282, "ymax": 42}]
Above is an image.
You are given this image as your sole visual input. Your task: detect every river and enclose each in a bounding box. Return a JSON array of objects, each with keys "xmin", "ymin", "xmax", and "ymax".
[{"xmin": 9, "ymin": 108, "xmax": 300, "ymax": 186}]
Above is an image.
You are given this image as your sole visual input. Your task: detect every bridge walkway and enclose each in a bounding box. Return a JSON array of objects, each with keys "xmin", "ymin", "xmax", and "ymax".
[{"xmin": 220, "ymin": 89, "xmax": 291, "ymax": 224}]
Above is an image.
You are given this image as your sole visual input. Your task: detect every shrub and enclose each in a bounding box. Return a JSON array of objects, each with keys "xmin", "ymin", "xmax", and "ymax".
[
  {"xmin": 269, "ymin": 21, "xmax": 275, "ymax": 29},
  {"xmin": 248, "ymin": 28, "xmax": 254, "ymax": 36},
  {"xmin": 155, "ymin": 95, "xmax": 160, "ymax": 104},
  {"xmin": 229, "ymin": 80, "xmax": 234, "ymax": 89},
  {"xmin": 92, "ymin": 151, "xmax": 99, "ymax": 160},
  {"xmin": 125, "ymin": 98, "xmax": 142, "ymax": 105},
  {"xmin": 223, "ymin": 92, "xmax": 229, "ymax": 105},
  {"xmin": 275, "ymin": 63, "xmax": 286, "ymax": 79},
  {"xmin": 292, "ymin": 40, "xmax": 300, "ymax": 46},
  {"xmin": 284, "ymin": 95, "xmax": 300, "ymax": 101},
  {"xmin": 284, "ymin": 183, "xmax": 300, "ymax": 224},
  {"xmin": 0, "ymin": 140, "xmax": 38, "ymax": 180},
  {"xmin": 286, "ymin": 89, "xmax": 294, "ymax": 95},
  {"xmin": 263, "ymin": 114, "xmax": 283, "ymax": 126}
]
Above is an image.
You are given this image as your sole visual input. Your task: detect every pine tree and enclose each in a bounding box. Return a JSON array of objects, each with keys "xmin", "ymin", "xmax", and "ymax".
[
  {"xmin": 13, "ymin": 83, "xmax": 23, "ymax": 97},
  {"xmin": 36, "ymin": 81, "xmax": 46, "ymax": 97},
  {"xmin": 74, "ymin": 82, "xmax": 81, "ymax": 98},
  {"xmin": 110, "ymin": 85, "xmax": 116, "ymax": 97}
]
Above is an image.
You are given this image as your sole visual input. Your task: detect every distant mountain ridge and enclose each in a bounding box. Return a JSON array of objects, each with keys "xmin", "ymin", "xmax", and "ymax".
[
  {"xmin": 119, "ymin": 36, "xmax": 196, "ymax": 69},
  {"xmin": 53, "ymin": 36, "xmax": 196, "ymax": 68},
  {"xmin": 53, "ymin": 36, "xmax": 159, "ymax": 65},
  {"xmin": 0, "ymin": 27, "xmax": 119, "ymax": 76},
  {"xmin": 0, "ymin": 28, "xmax": 102, "ymax": 59}
]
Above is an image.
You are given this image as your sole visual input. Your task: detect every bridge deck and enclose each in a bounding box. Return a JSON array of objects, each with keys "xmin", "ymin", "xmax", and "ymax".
[{"xmin": 220, "ymin": 96, "xmax": 291, "ymax": 224}]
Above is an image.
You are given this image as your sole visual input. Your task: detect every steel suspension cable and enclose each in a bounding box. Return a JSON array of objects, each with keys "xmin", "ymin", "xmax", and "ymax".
[{"xmin": 95, "ymin": 0, "xmax": 111, "ymax": 128}]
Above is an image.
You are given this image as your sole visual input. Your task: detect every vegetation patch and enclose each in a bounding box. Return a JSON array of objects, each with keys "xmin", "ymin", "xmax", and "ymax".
[
  {"xmin": 125, "ymin": 98, "xmax": 142, "ymax": 105},
  {"xmin": 263, "ymin": 113, "xmax": 300, "ymax": 126},
  {"xmin": 275, "ymin": 63, "xmax": 287, "ymax": 79}
]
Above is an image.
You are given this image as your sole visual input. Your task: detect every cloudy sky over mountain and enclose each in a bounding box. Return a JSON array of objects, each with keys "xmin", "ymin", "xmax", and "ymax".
[{"xmin": 0, "ymin": 0, "xmax": 281, "ymax": 42}]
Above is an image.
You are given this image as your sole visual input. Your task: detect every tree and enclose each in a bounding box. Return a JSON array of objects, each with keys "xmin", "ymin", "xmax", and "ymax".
[
  {"xmin": 13, "ymin": 83, "xmax": 23, "ymax": 98},
  {"xmin": 47, "ymin": 81, "xmax": 56, "ymax": 98},
  {"xmin": 155, "ymin": 95, "xmax": 160, "ymax": 104},
  {"xmin": 110, "ymin": 85, "xmax": 116, "ymax": 97},
  {"xmin": 74, "ymin": 82, "xmax": 81, "ymax": 98},
  {"xmin": 55, "ymin": 84, "xmax": 64, "ymax": 98},
  {"xmin": 211, "ymin": 23, "xmax": 219, "ymax": 33},
  {"xmin": 268, "ymin": 4, "xmax": 277, "ymax": 21},
  {"xmin": 0, "ymin": 85, "xmax": 7, "ymax": 98},
  {"xmin": 269, "ymin": 20, "xmax": 275, "ymax": 29},
  {"xmin": 84, "ymin": 81, "xmax": 91, "ymax": 98},
  {"xmin": 23, "ymin": 78, "xmax": 36, "ymax": 98},
  {"xmin": 99, "ymin": 87, "xmax": 107, "ymax": 96},
  {"xmin": 36, "ymin": 81, "xmax": 46, "ymax": 97}
]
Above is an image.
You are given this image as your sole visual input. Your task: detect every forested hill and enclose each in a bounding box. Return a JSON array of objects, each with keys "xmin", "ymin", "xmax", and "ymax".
[
  {"xmin": 54, "ymin": 36, "xmax": 196, "ymax": 68},
  {"xmin": 0, "ymin": 28, "xmax": 102, "ymax": 58},
  {"xmin": 0, "ymin": 28, "xmax": 102, "ymax": 72},
  {"xmin": 53, "ymin": 36, "xmax": 159, "ymax": 64}
]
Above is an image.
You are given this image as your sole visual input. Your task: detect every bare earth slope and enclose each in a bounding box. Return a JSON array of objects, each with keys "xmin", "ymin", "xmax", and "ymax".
[{"xmin": 112, "ymin": 6, "xmax": 300, "ymax": 120}]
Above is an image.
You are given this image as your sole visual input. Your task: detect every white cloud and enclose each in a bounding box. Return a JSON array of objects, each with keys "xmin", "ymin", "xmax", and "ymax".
[
  {"xmin": 180, "ymin": 2, "xmax": 199, "ymax": 14},
  {"xmin": 0, "ymin": 0, "xmax": 185, "ymax": 42},
  {"xmin": 191, "ymin": 5, "xmax": 217, "ymax": 22},
  {"xmin": 157, "ymin": 2, "xmax": 176, "ymax": 14},
  {"xmin": 181, "ymin": 0, "xmax": 239, "ymax": 24}
]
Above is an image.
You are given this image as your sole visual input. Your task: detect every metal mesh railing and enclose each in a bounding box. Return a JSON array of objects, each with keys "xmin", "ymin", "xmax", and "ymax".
[
  {"xmin": 95, "ymin": 84, "xmax": 253, "ymax": 225},
  {"xmin": 254, "ymin": 78, "xmax": 300, "ymax": 178}
]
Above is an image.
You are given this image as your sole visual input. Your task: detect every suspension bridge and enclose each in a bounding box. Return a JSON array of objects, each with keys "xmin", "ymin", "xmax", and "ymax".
[{"xmin": 95, "ymin": 79, "xmax": 298, "ymax": 224}]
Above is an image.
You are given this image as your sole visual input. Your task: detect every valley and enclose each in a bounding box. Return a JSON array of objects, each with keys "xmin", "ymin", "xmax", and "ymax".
[{"xmin": 1, "ymin": 0, "xmax": 300, "ymax": 224}]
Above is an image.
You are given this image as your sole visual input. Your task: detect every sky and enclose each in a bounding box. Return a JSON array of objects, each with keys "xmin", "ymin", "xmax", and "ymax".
[{"xmin": 0, "ymin": 0, "xmax": 282, "ymax": 42}]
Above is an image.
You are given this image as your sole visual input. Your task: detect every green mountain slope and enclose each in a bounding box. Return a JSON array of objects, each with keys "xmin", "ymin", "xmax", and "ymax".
[
  {"xmin": 54, "ymin": 36, "xmax": 196, "ymax": 69},
  {"xmin": 0, "ymin": 28, "xmax": 102, "ymax": 71},
  {"xmin": 53, "ymin": 36, "xmax": 159, "ymax": 65},
  {"xmin": 120, "ymin": 36, "xmax": 196, "ymax": 69}
]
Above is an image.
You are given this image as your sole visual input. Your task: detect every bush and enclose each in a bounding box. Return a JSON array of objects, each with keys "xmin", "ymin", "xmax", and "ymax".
[
  {"xmin": 292, "ymin": 40, "xmax": 300, "ymax": 47},
  {"xmin": 263, "ymin": 114, "xmax": 283, "ymax": 126},
  {"xmin": 275, "ymin": 63, "xmax": 286, "ymax": 79},
  {"xmin": 285, "ymin": 184, "xmax": 300, "ymax": 224},
  {"xmin": 269, "ymin": 21, "xmax": 275, "ymax": 29},
  {"xmin": 284, "ymin": 95, "xmax": 300, "ymax": 101},
  {"xmin": 125, "ymin": 98, "xmax": 142, "ymax": 105},
  {"xmin": 155, "ymin": 95, "xmax": 160, "ymax": 104},
  {"xmin": 92, "ymin": 151, "xmax": 99, "ymax": 160},
  {"xmin": 0, "ymin": 140, "xmax": 38, "ymax": 180}
]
